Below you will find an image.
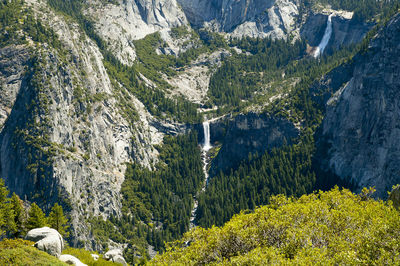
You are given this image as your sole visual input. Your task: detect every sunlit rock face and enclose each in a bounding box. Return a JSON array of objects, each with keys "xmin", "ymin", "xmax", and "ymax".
[{"xmin": 178, "ymin": 0, "xmax": 300, "ymax": 39}]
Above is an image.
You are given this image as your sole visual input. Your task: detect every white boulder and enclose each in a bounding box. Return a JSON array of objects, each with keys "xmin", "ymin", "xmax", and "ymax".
[
  {"xmin": 59, "ymin": 254, "xmax": 87, "ymax": 266},
  {"xmin": 91, "ymin": 254, "xmax": 99, "ymax": 261},
  {"xmin": 25, "ymin": 227, "xmax": 64, "ymax": 257},
  {"xmin": 104, "ymin": 249, "xmax": 127, "ymax": 266}
]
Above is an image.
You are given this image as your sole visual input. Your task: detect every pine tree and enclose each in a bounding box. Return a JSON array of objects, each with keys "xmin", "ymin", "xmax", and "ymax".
[
  {"xmin": 10, "ymin": 193, "xmax": 26, "ymax": 237},
  {"xmin": 48, "ymin": 203, "xmax": 69, "ymax": 237},
  {"xmin": 0, "ymin": 179, "xmax": 16, "ymax": 237},
  {"xmin": 26, "ymin": 203, "xmax": 46, "ymax": 230}
]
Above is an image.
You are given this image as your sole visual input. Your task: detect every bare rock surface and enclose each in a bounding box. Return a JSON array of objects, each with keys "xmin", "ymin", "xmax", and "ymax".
[
  {"xmin": 26, "ymin": 227, "xmax": 64, "ymax": 258},
  {"xmin": 59, "ymin": 254, "xmax": 87, "ymax": 266},
  {"xmin": 318, "ymin": 14, "xmax": 400, "ymax": 197},
  {"xmin": 104, "ymin": 249, "xmax": 127, "ymax": 266}
]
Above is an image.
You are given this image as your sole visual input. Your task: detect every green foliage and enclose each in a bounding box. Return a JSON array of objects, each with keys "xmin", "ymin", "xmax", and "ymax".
[
  {"xmin": 0, "ymin": 180, "xmax": 72, "ymax": 239},
  {"xmin": 197, "ymin": 30, "xmax": 364, "ymax": 230},
  {"xmin": 10, "ymin": 193, "xmax": 26, "ymax": 238},
  {"xmin": 62, "ymin": 247, "xmax": 116, "ymax": 266},
  {"xmin": 104, "ymin": 51, "xmax": 201, "ymax": 124},
  {"xmin": 0, "ymin": 0, "xmax": 24, "ymax": 47},
  {"xmin": 0, "ymin": 238, "xmax": 67, "ymax": 265},
  {"xmin": 48, "ymin": 203, "xmax": 69, "ymax": 237},
  {"xmin": 0, "ymin": 179, "xmax": 16, "ymax": 238},
  {"xmin": 117, "ymin": 131, "xmax": 203, "ymax": 254},
  {"xmin": 153, "ymin": 188, "xmax": 400, "ymax": 265},
  {"xmin": 133, "ymin": 32, "xmax": 177, "ymax": 78},
  {"xmin": 0, "ymin": 0, "xmax": 62, "ymax": 48},
  {"xmin": 196, "ymin": 136, "xmax": 316, "ymax": 228},
  {"xmin": 89, "ymin": 216, "xmax": 126, "ymax": 250},
  {"xmin": 26, "ymin": 203, "xmax": 47, "ymax": 230},
  {"xmin": 208, "ymin": 38, "xmax": 307, "ymax": 108},
  {"xmin": 304, "ymin": 0, "xmax": 400, "ymax": 22}
]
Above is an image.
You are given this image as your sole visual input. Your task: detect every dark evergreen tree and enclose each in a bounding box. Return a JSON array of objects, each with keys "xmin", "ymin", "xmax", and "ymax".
[
  {"xmin": 48, "ymin": 203, "xmax": 69, "ymax": 237},
  {"xmin": 26, "ymin": 203, "xmax": 47, "ymax": 230}
]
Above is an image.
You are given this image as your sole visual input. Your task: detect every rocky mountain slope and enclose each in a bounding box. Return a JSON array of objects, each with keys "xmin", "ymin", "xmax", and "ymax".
[
  {"xmin": 0, "ymin": 0, "xmax": 167, "ymax": 247},
  {"xmin": 317, "ymin": 13, "xmax": 400, "ymax": 198},
  {"xmin": 0, "ymin": 0, "xmax": 395, "ymax": 256}
]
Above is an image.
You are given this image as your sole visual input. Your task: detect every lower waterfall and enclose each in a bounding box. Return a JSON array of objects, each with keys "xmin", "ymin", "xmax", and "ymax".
[{"xmin": 190, "ymin": 121, "xmax": 212, "ymax": 229}]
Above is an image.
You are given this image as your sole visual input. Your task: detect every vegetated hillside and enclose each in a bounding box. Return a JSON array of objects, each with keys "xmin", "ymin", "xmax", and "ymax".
[
  {"xmin": 152, "ymin": 187, "xmax": 400, "ymax": 265},
  {"xmin": 195, "ymin": 8, "xmax": 400, "ymax": 230},
  {"xmin": 1, "ymin": 0, "xmax": 400, "ymax": 262}
]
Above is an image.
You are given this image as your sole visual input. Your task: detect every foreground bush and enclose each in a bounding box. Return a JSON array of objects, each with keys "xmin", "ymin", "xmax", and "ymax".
[
  {"xmin": 62, "ymin": 247, "xmax": 116, "ymax": 266},
  {"xmin": 152, "ymin": 188, "xmax": 400, "ymax": 265},
  {"xmin": 0, "ymin": 239, "xmax": 66, "ymax": 265}
]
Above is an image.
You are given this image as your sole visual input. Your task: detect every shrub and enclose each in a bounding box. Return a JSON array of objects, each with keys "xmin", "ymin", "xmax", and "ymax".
[
  {"xmin": 152, "ymin": 187, "xmax": 400, "ymax": 265},
  {"xmin": 0, "ymin": 238, "xmax": 67, "ymax": 265}
]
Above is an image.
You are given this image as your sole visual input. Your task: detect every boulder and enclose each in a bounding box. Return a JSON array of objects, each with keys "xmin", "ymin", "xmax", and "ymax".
[
  {"xmin": 112, "ymin": 255, "xmax": 127, "ymax": 265},
  {"xmin": 389, "ymin": 185, "xmax": 400, "ymax": 209},
  {"xmin": 91, "ymin": 254, "xmax": 99, "ymax": 261},
  {"xmin": 25, "ymin": 227, "xmax": 64, "ymax": 257},
  {"xmin": 59, "ymin": 254, "xmax": 87, "ymax": 266},
  {"xmin": 104, "ymin": 249, "xmax": 127, "ymax": 266}
]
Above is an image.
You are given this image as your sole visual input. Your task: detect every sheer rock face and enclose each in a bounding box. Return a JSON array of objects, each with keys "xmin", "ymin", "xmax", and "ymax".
[
  {"xmin": 87, "ymin": 0, "xmax": 188, "ymax": 65},
  {"xmin": 0, "ymin": 45, "xmax": 30, "ymax": 130},
  {"xmin": 178, "ymin": 0, "xmax": 300, "ymax": 39},
  {"xmin": 210, "ymin": 113, "xmax": 299, "ymax": 176},
  {"xmin": 319, "ymin": 14, "xmax": 400, "ymax": 198},
  {"xmin": 301, "ymin": 12, "xmax": 372, "ymax": 51}
]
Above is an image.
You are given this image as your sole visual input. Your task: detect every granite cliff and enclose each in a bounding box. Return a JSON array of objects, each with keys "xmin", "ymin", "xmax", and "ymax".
[{"xmin": 317, "ymin": 14, "xmax": 400, "ymax": 198}]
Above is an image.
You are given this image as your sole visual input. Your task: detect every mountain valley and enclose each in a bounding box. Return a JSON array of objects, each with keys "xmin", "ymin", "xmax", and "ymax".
[{"xmin": 0, "ymin": 0, "xmax": 400, "ymax": 264}]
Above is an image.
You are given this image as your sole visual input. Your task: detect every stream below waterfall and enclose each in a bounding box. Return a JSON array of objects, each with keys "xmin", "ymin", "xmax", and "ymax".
[{"xmin": 190, "ymin": 121, "xmax": 212, "ymax": 229}]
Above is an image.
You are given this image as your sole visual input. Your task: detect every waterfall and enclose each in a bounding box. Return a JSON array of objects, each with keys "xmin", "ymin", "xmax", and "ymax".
[
  {"xmin": 202, "ymin": 121, "xmax": 212, "ymax": 151},
  {"xmin": 201, "ymin": 121, "xmax": 212, "ymax": 189},
  {"xmin": 313, "ymin": 14, "xmax": 334, "ymax": 58},
  {"xmin": 190, "ymin": 120, "xmax": 212, "ymax": 229}
]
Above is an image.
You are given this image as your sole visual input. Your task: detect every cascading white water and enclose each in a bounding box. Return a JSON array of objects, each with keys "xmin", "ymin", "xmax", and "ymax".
[
  {"xmin": 190, "ymin": 120, "xmax": 212, "ymax": 229},
  {"xmin": 313, "ymin": 14, "xmax": 334, "ymax": 58},
  {"xmin": 202, "ymin": 121, "xmax": 212, "ymax": 151},
  {"xmin": 201, "ymin": 121, "xmax": 212, "ymax": 188}
]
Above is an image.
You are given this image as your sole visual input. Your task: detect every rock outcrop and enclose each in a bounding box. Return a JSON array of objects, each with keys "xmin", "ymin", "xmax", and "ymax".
[
  {"xmin": 318, "ymin": 14, "xmax": 400, "ymax": 198},
  {"xmin": 178, "ymin": 0, "xmax": 300, "ymax": 39},
  {"xmin": 26, "ymin": 227, "xmax": 64, "ymax": 258},
  {"xmin": 389, "ymin": 185, "xmax": 400, "ymax": 209},
  {"xmin": 59, "ymin": 254, "xmax": 87, "ymax": 266},
  {"xmin": 86, "ymin": 0, "xmax": 188, "ymax": 65},
  {"xmin": 104, "ymin": 249, "xmax": 127, "ymax": 266}
]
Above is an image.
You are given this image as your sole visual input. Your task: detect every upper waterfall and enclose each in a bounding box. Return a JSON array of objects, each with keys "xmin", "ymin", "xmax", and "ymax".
[{"xmin": 313, "ymin": 14, "xmax": 334, "ymax": 58}]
